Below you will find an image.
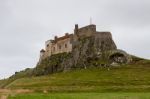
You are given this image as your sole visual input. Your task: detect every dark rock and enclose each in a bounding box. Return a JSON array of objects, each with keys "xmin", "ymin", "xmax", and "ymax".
[{"xmin": 36, "ymin": 32, "xmax": 132, "ymax": 75}]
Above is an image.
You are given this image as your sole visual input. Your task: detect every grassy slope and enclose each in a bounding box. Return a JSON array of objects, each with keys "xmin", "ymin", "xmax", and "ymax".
[
  {"xmin": 8, "ymin": 92, "xmax": 150, "ymax": 99},
  {"xmin": 0, "ymin": 79, "xmax": 7, "ymax": 88},
  {"xmin": 0, "ymin": 80, "xmax": 2, "ymax": 87},
  {"xmin": 5, "ymin": 60, "xmax": 150, "ymax": 92}
]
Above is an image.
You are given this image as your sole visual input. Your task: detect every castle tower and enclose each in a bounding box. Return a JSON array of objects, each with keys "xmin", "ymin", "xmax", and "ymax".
[
  {"xmin": 73, "ymin": 24, "xmax": 79, "ymax": 41},
  {"xmin": 40, "ymin": 49, "xmax": 45, "ymax": 58},
  {"xmin": 45, "ymin": 40, "xmax": 53, "ymax": 57},
  {"xmin": 39, "ymin": 49, "xmax": 45, "ymax": 63}
]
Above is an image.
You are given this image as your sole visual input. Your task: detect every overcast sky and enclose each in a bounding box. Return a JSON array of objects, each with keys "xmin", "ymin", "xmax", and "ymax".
[{"xmin": 0, "ymin": 0, "xmax": 150, "ymax": 79}]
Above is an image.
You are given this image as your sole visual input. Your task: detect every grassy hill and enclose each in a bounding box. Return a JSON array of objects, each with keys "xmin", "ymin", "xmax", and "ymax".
[
  {"xmin": 3, "ymin": 59, "xmax": 150, "ymax": 93},
  {"xmin": 0, "ymin": 58, "xmax": 150, "ymax": 99},
  {"xmin": 8, "ymin": 92, "xmax": 150, "ymax": 99}
]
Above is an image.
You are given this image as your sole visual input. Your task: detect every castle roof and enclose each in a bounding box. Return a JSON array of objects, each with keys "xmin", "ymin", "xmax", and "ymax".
[
  {"xmin": 40, "ymin": 49, "xmax": 45, "ymax": 52},
  {"xmin": 53, "ymin": 34, "xmax": 73, "ymax": 43}
]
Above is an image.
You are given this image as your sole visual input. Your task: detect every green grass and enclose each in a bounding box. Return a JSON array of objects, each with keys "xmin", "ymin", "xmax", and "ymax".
[
  {"xmin": 2, "ymin": 60, "xmax": 150, "ymax": 98},
  {"xmin": 4, "ymin": 60, "xmax": 150, "ymax": 92},
  {"xmin": 8, "ymin": 92, "xmax": 150, "ymax": 99},
  {"xmin": 0, "ymin": 80, "xmax": 2, "ymax": 86},
  {"xmin": 0, "ymin": 79, "xmax": 7, "ymax": 88}
]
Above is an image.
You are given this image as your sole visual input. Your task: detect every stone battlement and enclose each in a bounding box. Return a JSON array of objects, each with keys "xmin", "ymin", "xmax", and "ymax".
[
  {"xmin": 74, "ymin": 24, "xmax": 96, "ymax": 37},
  {"xmin": 77, "ymin": 24, "xmax": 96, "ymax": 32}
]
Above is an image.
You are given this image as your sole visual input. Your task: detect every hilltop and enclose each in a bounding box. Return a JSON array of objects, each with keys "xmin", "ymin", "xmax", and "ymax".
[
  {"xmin": 0, "ymin": 24, "xmax": 147, "ymax": 89},
  {"xmin": 1, "ymin": 57, "xmax": 150, "ymax": 92},
  {"xmin": 0, "ymin": 24, "xmax": 150, "ymax": 99},
  {"xmin": 36, "ymin": 24, "xmax": 131, "ymax": 74},
  {"xmin": 0, "ymin": 51, "xmax": 150, "ymax": 99}
]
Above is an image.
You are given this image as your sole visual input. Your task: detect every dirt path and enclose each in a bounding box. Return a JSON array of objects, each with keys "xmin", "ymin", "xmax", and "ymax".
[
  {"xmin": 1, "ymin": 95, "xmax": 8, "ymax": 99},
  {"xmin": 0, "ymin": 89, "xmax": 33, "ymax": 99},
  {"xmin": 0, "ymin": 89, "xmax": 9, "ymax": 99}
]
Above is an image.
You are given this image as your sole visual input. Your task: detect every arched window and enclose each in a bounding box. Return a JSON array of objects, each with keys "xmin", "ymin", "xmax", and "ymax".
[
  {"xmin": 65, "ymin": 44, "xmax": 67, "ymax": 48},
  {"xmin": 59, "ymin": 45, "xmax": 61, "ymax": 49}
]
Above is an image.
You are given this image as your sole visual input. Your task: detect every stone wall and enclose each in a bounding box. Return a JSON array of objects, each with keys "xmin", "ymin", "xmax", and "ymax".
[
  {"xmin": 45, "ymin": 40, "xmax": 53, "ymax": 57},
  {"xmin": 43, "ymin": 34, "xmax": 73, "ymax": 58},
  {"xmin": 39, "ymin": 24, "xmax": 116, "ymax": 63},
  {"xmin": 93, "ymin": 32, "xmax": 117, "ymax": 51},
  {"xmin": 62, "ymin": 32, "xmax": 118, "ymax": 70},
  {"xmin": 75, "ymin": 24, "xmax": 96, "ymax": 38},
  {"xmin": 51, "ymin": 37, "xmax": 72, "ymax": 55}
]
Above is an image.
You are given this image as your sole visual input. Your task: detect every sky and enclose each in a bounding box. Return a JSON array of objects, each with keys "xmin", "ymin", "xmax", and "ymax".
[{"xmin": 0, "ymin": 0, "xmax": 150, "ymax": 79}]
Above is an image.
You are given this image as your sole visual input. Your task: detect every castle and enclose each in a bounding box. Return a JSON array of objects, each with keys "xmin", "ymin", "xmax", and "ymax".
[{"xmin": 39, "ymin": 24, "xmax": 114, "ymax": 63}]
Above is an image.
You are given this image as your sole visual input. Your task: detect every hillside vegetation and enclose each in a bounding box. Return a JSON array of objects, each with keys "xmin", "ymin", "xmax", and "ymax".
[
  {"xmin": 2, "ymin": 59, "xmax": 150, "ymax": 93},
  {"xmin": 8, "ymin": 92, "xmax": 150, "ymax": 99}
]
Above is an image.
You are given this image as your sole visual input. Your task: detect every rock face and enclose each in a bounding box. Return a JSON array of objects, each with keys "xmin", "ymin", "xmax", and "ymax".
[
  {"xmin": 63, "ymin": 32, "xmax": 131, "ymax": 70},
  {"xmin": 36, "ymin": 31, "xmax": 131, "ymax": 75},
  {"xmin": 64, "ymin": 32, "xmax": 117, "ymax": 68}
]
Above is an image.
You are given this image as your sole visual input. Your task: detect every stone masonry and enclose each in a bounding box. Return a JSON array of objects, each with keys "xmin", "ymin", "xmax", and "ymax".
[{"xmin": 39, "ymin": 24, "xmax": 116, "ymax": 63}]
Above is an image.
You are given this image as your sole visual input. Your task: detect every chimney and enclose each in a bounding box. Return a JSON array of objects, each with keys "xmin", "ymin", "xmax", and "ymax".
[
  {"xmin": 55, "ymin": 36, "xmax": 58, "ymax": 40},
  {"xmin": 65, "ymin": 33, "xmax": 69, "ymax": 36},
  {"xmin": 75, "ymin": 24, "xmax": 78, "ymax": 30},
  {"xmin": 74, "ymin": 24, "xmax": 78, "ymax": 34}
]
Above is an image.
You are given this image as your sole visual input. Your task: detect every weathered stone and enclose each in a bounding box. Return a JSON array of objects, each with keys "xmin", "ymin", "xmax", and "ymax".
[
  {"xmin": 62, "ymin": 33, "xmax": 119, "ymax": 70},
  {"xmin": 36, "ymin": 24, "xmax": 132, "ymax": 75}
]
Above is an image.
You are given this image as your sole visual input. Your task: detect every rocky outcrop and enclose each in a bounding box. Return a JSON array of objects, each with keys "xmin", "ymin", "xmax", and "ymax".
[
  {"xmin": 35, "ymin": 32, "xmax": 131, "ymax": 75},
  {"xmin": 63, "ymin": 32, "xmax": 131, "ymax": 70}
]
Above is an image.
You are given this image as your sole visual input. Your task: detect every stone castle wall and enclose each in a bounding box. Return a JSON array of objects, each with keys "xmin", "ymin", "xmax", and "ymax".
[
  {"xmin": 39, "ymin": 24, "xmax": 114, "ymax": 62},
  {"xmin": 93, "ymin": 32, "xmax": 117, "ymax": 50},
  {"xmin": 42, "ymin": 34, "xmax": 73, "ymax": 59},
  {"xmin": 75, "ymin": 24, "xmax": 96, "ymax": 38},
  {"xmin": 51, "ymin": 37, "xmax": 72, "ymax": 55}
]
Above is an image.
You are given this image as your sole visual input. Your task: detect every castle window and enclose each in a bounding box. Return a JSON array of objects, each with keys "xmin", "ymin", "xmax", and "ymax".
[
  {"xmin": 59, "ymin": 45, "xmax": 61, "ymax": 49},
  {"xmin": 47, "ymin": 44, "xmax": 49, "ymax": 47},
  {"xmin": 53, "ymin": 47, "xmax": 55, "ymax": 51},
  {"xmin": 65, "ymin": 44, "xmax": 67, "ymax": 48}
]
